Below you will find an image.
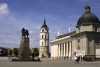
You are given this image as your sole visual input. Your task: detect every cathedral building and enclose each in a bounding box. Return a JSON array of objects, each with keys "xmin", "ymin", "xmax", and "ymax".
[
  {"xmin": 39, "ymin": 19, "xmax": 49, "ymax": 58},
  {"xmin": 50, "ymin": 5, "xmax": 100, "ymax": 60}
]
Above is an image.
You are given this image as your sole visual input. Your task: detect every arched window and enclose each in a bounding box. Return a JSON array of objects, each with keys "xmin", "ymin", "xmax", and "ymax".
[
  {"xmin": 42, "ymin": 29, "xmax": 44, "ymax": 32},
  {"xmin": 42, "ymin": 35, "xmax": 43, "ymax": 39},
  {"xmin": 42, "ymin": 42, "xmax": 43, "ymax": 45}
]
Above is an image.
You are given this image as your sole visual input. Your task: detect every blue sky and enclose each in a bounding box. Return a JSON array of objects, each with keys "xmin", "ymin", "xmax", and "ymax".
[{"xmin": 0, "ymin": 0, "xmax": 100, "ymax": 50}]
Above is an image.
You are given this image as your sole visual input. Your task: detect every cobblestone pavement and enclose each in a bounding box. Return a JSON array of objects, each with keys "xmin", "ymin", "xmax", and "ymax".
[{"xmin": 0, "ymin": 57, "xmax": 100, "ymax": 67}]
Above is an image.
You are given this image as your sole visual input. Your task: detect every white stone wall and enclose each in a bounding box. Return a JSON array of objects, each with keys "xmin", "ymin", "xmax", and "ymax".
[{"xmin": 51, "ymin": 44, "xmax": 58, "ymax": 59}]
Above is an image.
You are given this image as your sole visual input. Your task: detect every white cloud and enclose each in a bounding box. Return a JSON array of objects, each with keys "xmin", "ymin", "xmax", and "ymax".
[
  {"xmin": 29, "ymin": 30, "xmax": 35, "ymax": 34},
  {"xmin": 0, "ymin": 3, "xmax": 9, "ymax": 15}
]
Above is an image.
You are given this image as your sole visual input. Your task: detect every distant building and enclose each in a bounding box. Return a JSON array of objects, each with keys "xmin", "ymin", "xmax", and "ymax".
[
  {"xmin": 0, "ymin": 47, "xmax": 8, "ymax": 56},
  {"xmin": 39, "ymin": 19, "xmax": 49, "ymax": 58},
  {"xmin": 51, "ymin": 5, "xmax": 100, "ymax": 60}
]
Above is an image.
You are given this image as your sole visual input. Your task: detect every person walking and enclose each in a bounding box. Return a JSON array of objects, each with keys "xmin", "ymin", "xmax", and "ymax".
[{"xmin": 75, "ymin": 56, "xmax": 78, "ymax": 64}]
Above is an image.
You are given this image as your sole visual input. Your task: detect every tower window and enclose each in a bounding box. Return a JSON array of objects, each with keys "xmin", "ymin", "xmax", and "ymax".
[
  {"xmin": 45, "ymin": 42, "xmax": 46, "ymax": 45},
  {"xmin": 42, "ymin": 29, "xmax": 44, "ymax": 32},
  {"xmin": 42, "ymin": 42, "xmax": 43, "ymax": 45},
  {"xmin": 42, "ymin": 35, "xmax": 43, "ymax": 39},
  {"xmin": 45, "ymin": 35, "xmax": 46, "ymax": 39}
]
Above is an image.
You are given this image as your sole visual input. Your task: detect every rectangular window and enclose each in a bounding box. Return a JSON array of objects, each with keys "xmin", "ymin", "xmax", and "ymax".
[
  {"xmin": 95, "ymin": 27, "xmax": 98, "ymax": 32},
  {"xmin": 77, "ymin": 39, "xmax": 80, "ymax": 44},
  {"xmin": 78, "ymin": 28, "xmax": 80, "ymax": 33},
  {"xmin": 42, "ymin": 42, "xmax": 43, "ymax": 45},
  {"xmin": 45, "ymin": 42, "xmax": 46, "ymax": 45},
  {"xmin": 45, "ymin": 35, "xmax": 46, "ymax": 39}
]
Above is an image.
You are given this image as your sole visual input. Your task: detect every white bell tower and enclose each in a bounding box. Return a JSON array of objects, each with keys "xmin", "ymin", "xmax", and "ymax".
[{"xmin": 39, "ymin": 19, "xmax": 49, "ymax": 58}]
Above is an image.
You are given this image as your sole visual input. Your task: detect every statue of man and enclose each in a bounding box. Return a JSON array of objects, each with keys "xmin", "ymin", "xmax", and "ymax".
[
  {"xmin": 68, "ymin": 24, "xmax": 72, "ymax": 33},
  {"xmin": 58, "ymin": 30, "xmax": 60, "ymax": 36},
  {"xmin": 26, "ymin": 29, "xmax": 29, "ymax": 38},
  {"xmin": 22, "ymin": 28, "xmax": 26, "ymax": 38}
]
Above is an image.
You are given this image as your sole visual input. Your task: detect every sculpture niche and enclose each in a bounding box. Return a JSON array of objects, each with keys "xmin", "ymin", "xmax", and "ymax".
[{"xmin": 22, "ymin": 28, "xmax": 29, "ymax": 38}]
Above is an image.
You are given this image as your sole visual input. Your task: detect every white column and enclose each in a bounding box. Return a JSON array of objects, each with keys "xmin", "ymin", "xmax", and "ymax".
[
  {"xmin": 53, "ymin": 45, "xmax": 54, "ymax": 58},
  {"xmin": 57, "ymin": 45, "xmax": 59, "ymax": 59},
  {"xmin": 52, "ymin": 45, "xmax": 54, "ymax": 59},
  {"xmin": 59, "ymin": 44, "xmax": 60, "ymax": 57},
  {"xmin": 69, "ymin": 42, "xmax": 72, "ymax": 56},
  {"xmin": 54, "ymin": 45, "xmax": 55, "ymax": 59},
  {"xmin": 61, "ymin": 43, "xmax": 64, "ymax": 57},
  {"xmin": 64, "ymin": 43, "xmax": 65, "ymax": 56},
  {"xmin": 51, "ymin": 45, "xmax": 52, "ymax": 58},
  {"xmin": 66, "ymin": 43, "xmax": 68, "ymax": 56},
  {"xmin": 61, "ymin": 44, "xmax": 62, "ymax": 57},
  {"xmin": 70, "ymin": 42, "xmax": 72, "ymax": 56}
]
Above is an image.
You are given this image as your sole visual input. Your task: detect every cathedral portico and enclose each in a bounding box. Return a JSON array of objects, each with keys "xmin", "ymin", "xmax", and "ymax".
[{"xmin": 51, "ymin": 37, "xmax": 73, "ymax": 59}]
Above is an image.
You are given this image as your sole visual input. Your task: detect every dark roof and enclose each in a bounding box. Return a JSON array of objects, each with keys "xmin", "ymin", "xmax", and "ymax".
[
  {"xmin": 41, "ymin": 19, "xmax": 48, "ymax": 28},
  {"xmin": 0, "ymin": 47, "xmax": 7, "ymax": 50},
  {"xmin": 77, "ymin": 5, "xmax": 100, "ymax": 26},
  {"xmin": 56, "ymin": 31, "xmax": 76, "ymax": 39}
]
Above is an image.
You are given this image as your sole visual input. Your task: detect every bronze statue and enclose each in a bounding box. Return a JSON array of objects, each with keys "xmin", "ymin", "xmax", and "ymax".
[
  {"xmin": 21, "ymin": 28, "xmax": 29, "ymax": 38},
  {"xmin": 26, "ymin": 29, "xmax": 29, "ymax": 38},
  {"xmin": 22, "ymin": 28, "xmax": 26, "ymax": 38}
]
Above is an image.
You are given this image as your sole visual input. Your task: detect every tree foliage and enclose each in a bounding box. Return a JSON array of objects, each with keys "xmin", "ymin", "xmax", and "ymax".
[
  {"xmin": 29, "ymin": 51, "xmax": 32, "ymax": 56},
  {"xmin": 9, "ymin": 50, "xmax": 12, "ymax": 55},
  {"xmin": 34, "ymin": 48, "xmax": 39, "ymax": 56},
  {"xmin": 13, "ymin": 48, "xmax": 18, "ymax": 56}
]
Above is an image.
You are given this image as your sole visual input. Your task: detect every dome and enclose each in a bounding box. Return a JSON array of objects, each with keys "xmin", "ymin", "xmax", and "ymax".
[{"xmin": 77, "ymin": 5, "xmax": 100, "ymax": 26}]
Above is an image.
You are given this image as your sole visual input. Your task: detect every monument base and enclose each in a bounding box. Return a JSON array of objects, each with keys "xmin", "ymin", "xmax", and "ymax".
[
  {"xmin": 12, "ymin": 58, "xmax": 30, "ymax": 61},
  {"xmin": 11, "ymin": 58, "xmax": 41, "ymax": 62}
]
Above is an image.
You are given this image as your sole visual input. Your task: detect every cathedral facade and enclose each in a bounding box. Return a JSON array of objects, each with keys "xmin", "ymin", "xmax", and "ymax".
[{"xmin": 51, "ymin": 5, "xmax": 100, "ymax": 60}]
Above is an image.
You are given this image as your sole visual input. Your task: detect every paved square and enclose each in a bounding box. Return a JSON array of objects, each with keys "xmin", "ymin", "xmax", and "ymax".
[{"xmin": 0, "ymin": 58, "xmax": 100, "ymax": 67}]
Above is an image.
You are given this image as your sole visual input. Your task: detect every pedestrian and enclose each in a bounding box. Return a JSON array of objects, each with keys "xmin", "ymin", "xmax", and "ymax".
[
  {"xmin": 67, "ymin": 56, "xmax": 68, "ymax": 59},
  {"xmin": 81, "ymin": 56, "xmax": 83, "ymax": 61},
  {"xmin": 75, "ymin": 56, "xmax": 78, "ymax": 64},
  {"xmin": 20, "ymin": 53, "xmax": 23, "ymax": 58},
  {"xmin": 77, "ymin": 56, "xmax": 80, "ymax": 63}
]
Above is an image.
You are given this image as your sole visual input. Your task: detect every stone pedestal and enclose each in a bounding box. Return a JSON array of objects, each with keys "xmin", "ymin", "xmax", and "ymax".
[{"xmin": 19, "ymin": 38, "xmax": 29, "ymax": 59}]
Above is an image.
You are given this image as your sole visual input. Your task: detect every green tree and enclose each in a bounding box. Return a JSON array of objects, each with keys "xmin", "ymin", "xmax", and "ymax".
[
  {"xmin": 34, "ymin": 48, "xmax": 39, "ymax": 56},
  {"xmin": 13, "ymin": 48, "xmax": 18, "ymax": 56},
  {"xmin": 29, "ymin": 51, "xmax": 32, "ymax": 56},
  {"xmin": 9, "ymin": 50, "xmax": 12, "ymax": 55}
]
